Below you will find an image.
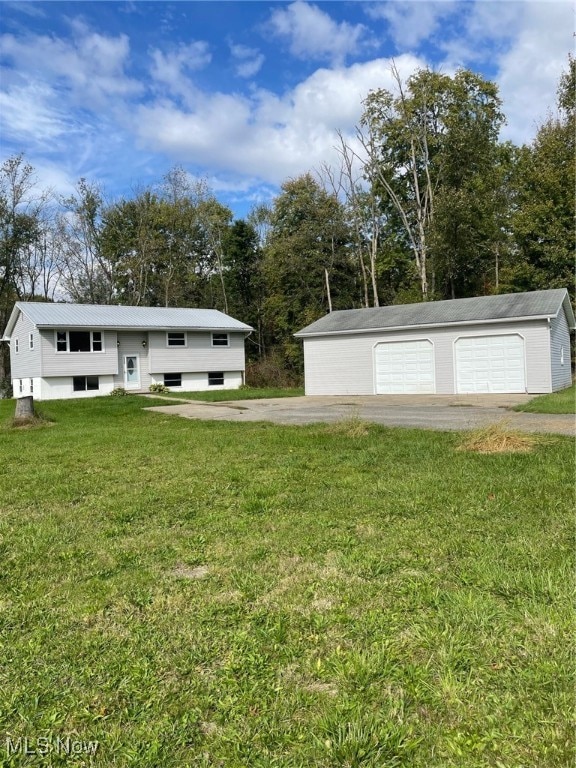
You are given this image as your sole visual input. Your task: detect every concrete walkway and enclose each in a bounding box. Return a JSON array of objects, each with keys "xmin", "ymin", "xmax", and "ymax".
[{"xmin": 145, "ymin": 394, "xmax": 575, "ymax": 436}]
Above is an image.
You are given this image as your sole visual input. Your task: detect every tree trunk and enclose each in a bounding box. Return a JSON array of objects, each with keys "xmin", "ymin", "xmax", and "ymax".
[
  {"xmin": 324, "ymin": 268, "xmax": 333, "ymax": 313},
  {"xmin": 15, "ymin": 395, "xmax": 35, "ymax": 420}
]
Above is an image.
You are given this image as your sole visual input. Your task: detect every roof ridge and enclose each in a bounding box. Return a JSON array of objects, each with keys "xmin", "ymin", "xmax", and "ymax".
[{"xmin": 295, "ymin": 289, "xmax": 571, "ymax": 337}]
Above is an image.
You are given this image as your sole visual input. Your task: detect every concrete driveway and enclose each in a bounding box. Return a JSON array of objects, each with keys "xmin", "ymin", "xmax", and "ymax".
[{"xmin": 145, "ymin": 394, "xmax": 575, "ymax": 436}]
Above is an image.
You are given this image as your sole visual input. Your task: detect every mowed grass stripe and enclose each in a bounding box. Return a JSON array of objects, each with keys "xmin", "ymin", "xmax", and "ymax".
[
  {"xmin": 513, "ymin": 382, "xmax": 576, "ymax": 414},
  {"xmin": 0, "ymin": 395, "xmax": 573, "ymax": 767}
]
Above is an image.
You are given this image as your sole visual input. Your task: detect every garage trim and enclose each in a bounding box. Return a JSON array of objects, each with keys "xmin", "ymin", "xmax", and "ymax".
[
  {"xmin": 453, "ymin": 333, "xmax": 527, "ymax": 394},
  {"xmin": 372, "ymin": 338, "xmax": 436, "ymax": 394}
]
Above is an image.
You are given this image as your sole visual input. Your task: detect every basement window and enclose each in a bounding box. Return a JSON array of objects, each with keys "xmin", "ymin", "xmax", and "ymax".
[
  {"xmin": 164, "ymin": 373, "xmax": 182, "ymax": 387},
  {"xmin": 73, "ymin": 376, "xmax": 99, "ymax": 392},
  {"xmin": 208, "ymin": 371, "xmax": 224, "ymax": 386}
]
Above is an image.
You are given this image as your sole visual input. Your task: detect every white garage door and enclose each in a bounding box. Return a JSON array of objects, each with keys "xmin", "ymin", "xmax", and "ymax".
[
  {"xmin": 455, "ymin": 334, "xmax": 526, "ymax": 394},
  {"xmin": 375, "ymin": 340, "xmax": 435, "ymax": 394}
]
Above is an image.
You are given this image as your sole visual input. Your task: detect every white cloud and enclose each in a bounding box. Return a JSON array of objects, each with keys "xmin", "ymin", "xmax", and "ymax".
[
  {"xmin": 2, "ymin": 1, "xmax": 47, "ymax": 19},
  {"xmin": 0, "ymin": 81, "xmax": 72, "ymax": 144},
  {"xmin": 435, "ymin": 1, "xmax": 573, "ymax": 145},
  {"xmin": 148, "ymin": 41, "xmax": 211, "ymax": 104},
  {"xmin": 0, "ymin": 24, "xmax": 142, "ymax": 107},
  {"xmin": 1, "ymin": 2, "xmax": 570, "ymax": 215},
  {"xmin": 267, "ymin": 1, "xmax": 371, "ymax": 64},
  {"xmin": 150, "ymin": 41, "xmax": 212, "ymax": 85},
  {"xmin": 495, "ymin": 2, "xmax": 573, "ymax": 144},
  {"xmin": 132, "ymin": 54, "xmax": 425, "ymax": 185},
  {"xmin": 230, "ymin": 43, "xmax": 265, "ymax": 79},
  {"xmin": 367, "ymin": 0, "xmax": 457, "ymax": 49}
]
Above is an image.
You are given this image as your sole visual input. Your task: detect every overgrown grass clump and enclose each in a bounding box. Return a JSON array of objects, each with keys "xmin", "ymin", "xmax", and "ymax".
[
  {"xmin": 457, "ymin": 421, "xmax": 550, "ymax": 454},
  {"xmin": 0, "ymin": 395, "xmax": 573, "ymax": 767}
]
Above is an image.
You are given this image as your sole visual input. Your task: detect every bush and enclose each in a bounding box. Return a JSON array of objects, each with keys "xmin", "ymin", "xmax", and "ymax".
[
  {"xmin": 245, "ymin": 351, "xmax": 302, "ymax": 388},
  {"xmin": 109, "ymin": 387, "xmax": 129, "ymax": 397},
  {"xmin": 149, "ymin": 383, "xmax": 170, "ymax": 393}
]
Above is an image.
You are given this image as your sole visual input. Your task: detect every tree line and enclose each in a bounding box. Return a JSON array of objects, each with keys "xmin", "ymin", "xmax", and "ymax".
[{"xmin": 1, "ymin": 59, "xmax": 573, "ymax": 393}]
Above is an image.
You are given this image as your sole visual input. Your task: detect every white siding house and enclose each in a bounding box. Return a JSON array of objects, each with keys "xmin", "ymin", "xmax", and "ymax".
[
  {"xmin": 2, "ymin": 303, "xmax": 252, "ymax": 400},
  {"xmin": 294, "ymin": 289, "xmax": 574, "ymax": 396}
]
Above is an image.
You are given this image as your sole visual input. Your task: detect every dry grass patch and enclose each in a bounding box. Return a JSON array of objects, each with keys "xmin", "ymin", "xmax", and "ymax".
[
  {"xmin": 171, "ymin": 564, "xmax": 210, "ymax": 580},
  {"xmin": 457, "ymin": 421, "xmax": 549, "ymax": 454},
  {"xmin": 324, "ymin": 414, "xmax": 371, "ymax": 437},
  {"xmin": 257, "ymin": 554, "xmax": 364, "ymax": 612}
]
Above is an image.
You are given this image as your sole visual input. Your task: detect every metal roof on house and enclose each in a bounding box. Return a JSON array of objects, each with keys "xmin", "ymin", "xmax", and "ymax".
[
  {"xmin": 294, "ymin": 289, "xmax": 575, "ymax": 337},
  {"xmin": 3, "ymin": 302, "xmax": 253, "ymax": 338}
]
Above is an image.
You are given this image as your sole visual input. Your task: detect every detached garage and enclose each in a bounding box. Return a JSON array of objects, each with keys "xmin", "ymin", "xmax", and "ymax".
[{"xmin": 294, "ymin": 289, "xmax": 574, "ymax": 396}]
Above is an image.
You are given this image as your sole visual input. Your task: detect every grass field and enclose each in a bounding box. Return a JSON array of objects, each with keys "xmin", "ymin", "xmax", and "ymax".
[
  {"xmin": 513, "ymin": 383, "xmax": 576, "ymax": 414},
  {"xmin": 0, "ymin": 395, "xmax": 573, "ymax": 767},
  {"xmin": 152, "ymin": 386, "xmax": 305, "ymax": 402}
]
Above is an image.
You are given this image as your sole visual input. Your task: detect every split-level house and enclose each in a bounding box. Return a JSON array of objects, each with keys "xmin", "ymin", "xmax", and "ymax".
[{"xmin": 1, "ymin": 302, "xmax": 253, "ymax": 400}]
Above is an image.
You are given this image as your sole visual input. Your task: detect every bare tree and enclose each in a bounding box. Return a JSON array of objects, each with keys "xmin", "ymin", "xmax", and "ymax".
[
  {"xmin": 15, "ymin": 210, "xmax": 61, "ymax": 300},
  {"xmin": 58, "ymin": 179, "xmax": 113, "ymax": 304}
]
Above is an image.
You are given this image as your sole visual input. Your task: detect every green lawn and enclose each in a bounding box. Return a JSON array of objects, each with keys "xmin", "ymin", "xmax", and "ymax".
[
  {"xmin": 514, "ymin": 383, "xmax": 576, "ymax": 414},
  {"xmin": 0, "ymin": 396, "xmax": 573, "ymax": 767},
  {"xmin": 152, "ymin": 386, "xmax": 304, "ymax": 402}
]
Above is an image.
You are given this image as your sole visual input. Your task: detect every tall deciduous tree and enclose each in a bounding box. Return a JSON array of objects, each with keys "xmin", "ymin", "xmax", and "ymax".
[
  {"xmin": 222, "ymin": 219, "xmax": 264, "ymax": 357},
  {"xmin": 262, "ymin": 173, "xmax": 355, "ymax": 369},
  {"xmin": 507, "ymin": 56, "xmax": 575, "ymax": 300},
  {"xmin": 102, "ymin": 191, "xmax": 201, "ymax": 307},
  {"xmin": 100, "ymin": 176, "xmax": 234, "ymax": 308},
  {"xmin": 358, "ymin": 65, "xmax": 504, "ymax": 300}
]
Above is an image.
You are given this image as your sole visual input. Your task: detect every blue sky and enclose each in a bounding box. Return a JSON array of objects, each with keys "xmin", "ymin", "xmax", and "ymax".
[{"xmin": 0, "ymin": 0, "xmax": 573, "ymax": 218}]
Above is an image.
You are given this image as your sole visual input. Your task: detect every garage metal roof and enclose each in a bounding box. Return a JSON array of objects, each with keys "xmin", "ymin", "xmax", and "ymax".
[
  {"xmin": 3, "ymin": 302, "xmax": 253, "ymax": 338},
  {"xmin": 294, "ymin": 289, "xmax": 575, "ymax": 337}
]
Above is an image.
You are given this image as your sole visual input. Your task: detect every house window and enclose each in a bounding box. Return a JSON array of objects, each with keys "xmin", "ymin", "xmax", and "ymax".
[
  {"xmin": 561, "ymin": 346, "xmax": 565, "ymax": 366},
  {"xmin": 167, "ymin": 332, "xmax": 186, "ymax": 347},
  {"xmin": 70, "ymin": 331, "xmax": 91, "ymax": 352},
  {"xmin": 73, "ymin": 376, "xmax": 99, "ymax": 392},
  {"xmin": 56, "ymin": 331, "xmax": 103, "ymax": 352},
  {"xmin": 208, "ymin": 371, "xmax": 224, "ymax": 386},
  {"xmin": 14, "ymin": 338, "xmax": 19, "ymax": 353},
  {"xmin": 29, "ymin": 332, "xmax": 34, "ymax": 350},
  {"xmin": 18, "ymin": 379, "xmax": 23, "ymax": 394},
  {"xmin": 164, "ymin": 373, "xmax": 182, "ymax": 387},
  {"xmin": 212, "ymin": 333, "xmax": 229, "ymax": 347},
  {"xmin": 30, "ymin": 379, "xmax": 34, "ymax": 394}
]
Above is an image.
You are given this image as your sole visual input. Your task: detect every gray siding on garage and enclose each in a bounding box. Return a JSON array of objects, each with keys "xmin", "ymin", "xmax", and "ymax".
[
  {"xmin": 302, "ymin": 319, "xmax": 552, "ymax": 395},
  {"xmin": 9, "ymin": 311, "xmax": 42, "ymax": 378},
  {"xmin": 147, "ymin": 330, "xmax": 246, "ymax": 373},
  {"xmin": 550, "ymin": 310, "xmax": 572, "ymax": 391},
  {"xmin": 39, "ymin": 329, "xmax": 118, "ymax": 376}
]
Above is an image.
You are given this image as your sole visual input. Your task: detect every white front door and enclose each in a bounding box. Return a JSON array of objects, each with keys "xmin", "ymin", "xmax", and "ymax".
[
  {"xmin": 123, "ymin": 354, "xmax": 140, "ymax": 388},
  {"xmin": 374, "ymin": 340, "xmax": 435, "ymax": 394},
  {"xmin": 455, "ymin": 334, "xmax": 526, "ymax": 393}
]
